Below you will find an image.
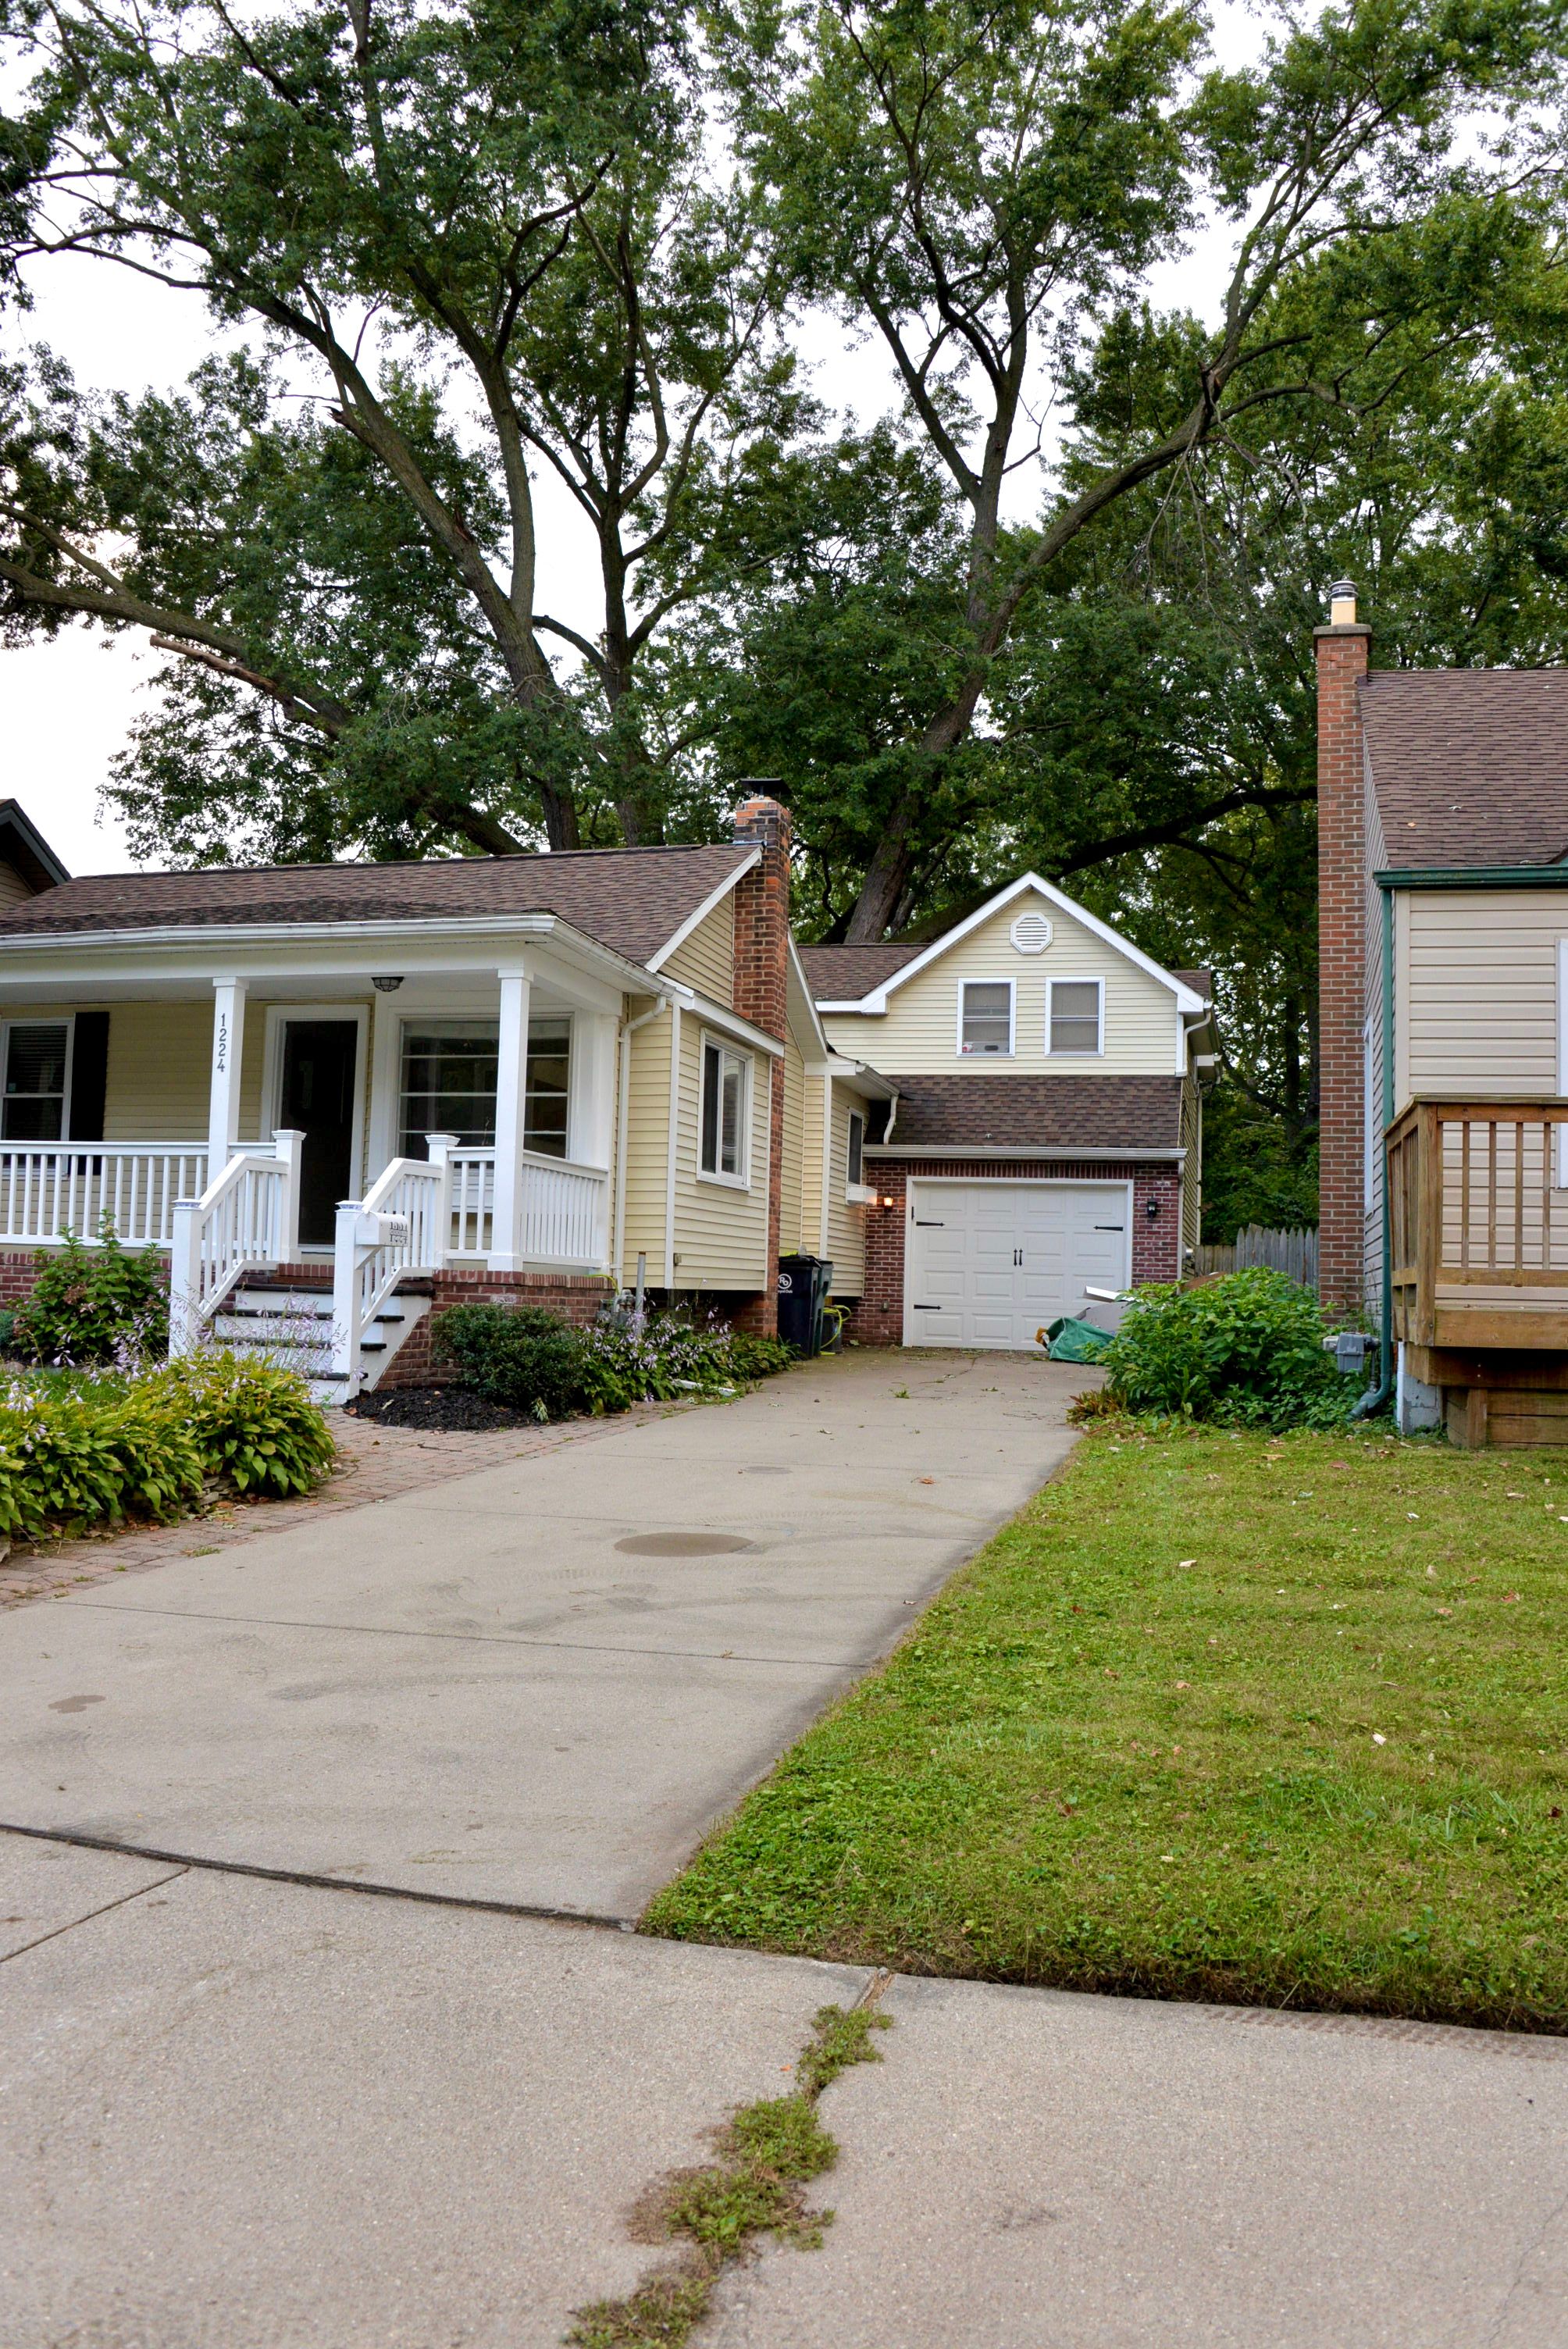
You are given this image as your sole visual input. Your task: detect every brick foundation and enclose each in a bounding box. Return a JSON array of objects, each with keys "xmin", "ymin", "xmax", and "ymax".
[
  {"xmin": 839, "ymin": 1160, "xmax": 1185, "ymax": 1348},
  {"xmin": 380, "ymin": 1267, "xmax": 614, "ymax": 1384}
]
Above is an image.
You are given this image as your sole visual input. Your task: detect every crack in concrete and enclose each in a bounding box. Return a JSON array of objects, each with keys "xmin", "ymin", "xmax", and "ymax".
[{"xmin": 0, "ymin": 1860, "xmax": 188, "ymax": 1966}]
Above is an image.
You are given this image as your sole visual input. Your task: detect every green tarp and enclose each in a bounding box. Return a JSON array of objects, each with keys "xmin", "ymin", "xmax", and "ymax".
[{"xmin": 1042, "ymin": 1314, "xmax": 1113, "ymax": 1363}]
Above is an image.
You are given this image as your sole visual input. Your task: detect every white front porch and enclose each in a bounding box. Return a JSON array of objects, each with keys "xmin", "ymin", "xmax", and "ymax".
[{"xmin": 0, "ymin": 936, "xmax": 636, "ymax": 1392}]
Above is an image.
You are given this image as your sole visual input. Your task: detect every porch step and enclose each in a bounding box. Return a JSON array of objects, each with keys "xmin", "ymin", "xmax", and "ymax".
[{"xmin": 210, "ymin": 1278, "xmax": 433, "ymax": 1405}]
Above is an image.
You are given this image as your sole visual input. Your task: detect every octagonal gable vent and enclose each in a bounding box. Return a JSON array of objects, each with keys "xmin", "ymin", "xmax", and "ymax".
[{"xmin": 1010, "ymin": 909, "xmax": 1053, "ymax": 955}]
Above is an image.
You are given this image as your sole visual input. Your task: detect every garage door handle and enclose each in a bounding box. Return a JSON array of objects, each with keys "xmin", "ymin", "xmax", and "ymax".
[
  {"xmin": 1094, "ymin": 1224, "xmax": 1124, "ymax": 1232},
  {"xmin": 1014, "ymin": 1248, "xmax": 1023, "ymax": 1266}
]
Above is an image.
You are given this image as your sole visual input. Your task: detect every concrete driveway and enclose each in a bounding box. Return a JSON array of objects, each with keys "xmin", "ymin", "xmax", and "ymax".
[{"xmin": 0, "ymin": 1349, "xmax": 1082, "ymax": 1916}]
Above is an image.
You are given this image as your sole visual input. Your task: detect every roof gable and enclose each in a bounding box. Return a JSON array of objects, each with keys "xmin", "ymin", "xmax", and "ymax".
[{"xmin": 811, "ymin": 874, "xmax": 1203, "ymax": 1013}]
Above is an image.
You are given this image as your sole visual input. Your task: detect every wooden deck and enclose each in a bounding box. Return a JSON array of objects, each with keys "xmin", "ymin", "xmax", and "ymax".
[{"xmin": 1388, "ymin": 1099, "xmax": 1568, "ymax": 1353}]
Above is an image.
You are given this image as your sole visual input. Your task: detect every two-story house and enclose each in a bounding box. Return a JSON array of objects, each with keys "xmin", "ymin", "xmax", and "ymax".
[
  {"xmin": 804, "ymin": 875, "xmax": 1214, "ymax": 1349},
  {"xmin": 1317, "ymin": 586, "xmax": 1568, "ymax": 1445}
]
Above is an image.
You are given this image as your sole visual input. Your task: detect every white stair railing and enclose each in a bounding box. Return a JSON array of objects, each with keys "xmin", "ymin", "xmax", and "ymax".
[
  {"xmin": 168, "ymin": 1132, "xmax": 303, "ymax": 1356},
  {"xmin": 330, "ymin": 1137, "xmax": 452, "ymax": 1393},
  {"xmin": 0, "ymin": 1143, "xmax": 209, "ymax": 1248}
]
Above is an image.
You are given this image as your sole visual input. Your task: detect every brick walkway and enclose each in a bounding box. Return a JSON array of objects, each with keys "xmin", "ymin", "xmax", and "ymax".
[{"xmin": 0, "ymin": 1399, "xmax": 693, "ymax": 1613}]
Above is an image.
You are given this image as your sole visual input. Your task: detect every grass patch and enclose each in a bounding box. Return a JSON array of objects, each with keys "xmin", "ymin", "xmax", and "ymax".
[
  {"xmin": 565, "ymin": 2001, "xmax": 890, "ymax": 2349},
  {"xmin": 644, "ymin": 1423, "xmax": 1568, "ymax": 2031}
]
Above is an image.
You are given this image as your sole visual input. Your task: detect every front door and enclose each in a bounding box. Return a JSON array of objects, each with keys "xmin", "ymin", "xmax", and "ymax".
[{"xmin": 278, "ymin": 1020, "xmax": 358, "ymax": 1247}]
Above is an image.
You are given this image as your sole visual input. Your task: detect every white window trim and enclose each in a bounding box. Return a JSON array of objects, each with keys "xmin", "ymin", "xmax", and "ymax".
[
  {"xmin": 1046, "ymin": 976, "xmax": 1105, "ymax": 1058},
  {"xmin": 956, "ymin": 977, "xmax": 1016, "ymax": 1059},
  {"xmin": 697, "ymin": 1028, "xmax": 752, "ymax": 1189},
  {"xmin": 0, "ymin": 1013, "xmax": 75, "ymax": 1142}
]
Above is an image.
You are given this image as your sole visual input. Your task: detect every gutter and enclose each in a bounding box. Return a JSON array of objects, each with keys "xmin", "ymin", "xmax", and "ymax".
[
  {"xmin": 1374, "ymin": 864, "xmax": 1568, "ymax": 889},
  {"xmin": 1353, "ymin": 879, "xmax": 1396, "ymax": 1420},
  {"xmin": 864, "ymin": 1145, "xmax": 1187, "ymax": 1163}
]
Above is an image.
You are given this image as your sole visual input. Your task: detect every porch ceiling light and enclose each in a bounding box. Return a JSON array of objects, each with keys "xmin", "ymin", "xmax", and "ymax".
[{"xmin": 372, "ymin": 975, "xmax": 404, "ymax": 993}]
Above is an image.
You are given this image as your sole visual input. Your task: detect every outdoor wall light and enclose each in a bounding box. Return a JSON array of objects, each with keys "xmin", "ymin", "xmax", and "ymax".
[
  {"xmin": 372, "ymin": 975, "xmax": 405, "ymax": 993},
  {"xmin": 880, "ymin": 1193, "xmax": 896, "ymax": 1210},
  {"xmin": 1145, "ymin": 1194, "xmax": 1160, "ymax": 1221}
]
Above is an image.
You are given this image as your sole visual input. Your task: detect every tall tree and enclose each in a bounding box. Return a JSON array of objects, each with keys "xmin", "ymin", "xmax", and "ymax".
[{"xmin": 725, "ymin": 0, "xmax": 1566, "ymax": 935}]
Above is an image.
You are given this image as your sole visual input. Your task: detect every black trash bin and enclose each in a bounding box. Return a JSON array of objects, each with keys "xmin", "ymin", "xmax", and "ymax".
[{"xmin": 777, "ymin": 1254, "xmax": 834, "ymax": 1356}]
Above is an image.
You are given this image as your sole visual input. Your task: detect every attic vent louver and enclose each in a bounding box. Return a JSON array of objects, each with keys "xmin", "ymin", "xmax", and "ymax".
[{"xmin": 1010, "ymin": 911, "xmax": 1053, "ymax": 955}]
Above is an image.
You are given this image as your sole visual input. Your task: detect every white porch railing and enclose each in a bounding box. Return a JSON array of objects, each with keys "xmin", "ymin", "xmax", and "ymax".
[
  {"xmin": 330, "ymin": 1141, "xmax": 451, "ymax": 1392},
  {"xmin": 0, "ymin": 1144, "xmax": 209, "ymax": 1248},
  {"xmin": 168, "ymin": 1133, "xmax": 302, "ymax": 1353},
  {"xmin": 447, "ymin": 1147, "xmax": 607, "ymax": 1266}
]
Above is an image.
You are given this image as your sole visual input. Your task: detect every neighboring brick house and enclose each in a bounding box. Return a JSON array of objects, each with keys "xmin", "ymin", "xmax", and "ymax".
[
  {"xmin": 803, "ymin": 875, "xmax": 1214, "ymax": 1349},
  {"xmin": 1315, "ymin": 585, "xmax": 1568, "ymax": 1445}
]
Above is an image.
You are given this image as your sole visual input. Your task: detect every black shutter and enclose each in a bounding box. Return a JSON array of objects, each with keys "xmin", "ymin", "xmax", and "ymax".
[{"xmin": 68, "ymin": 1011, "xmax": 109, "ymax": 1141}]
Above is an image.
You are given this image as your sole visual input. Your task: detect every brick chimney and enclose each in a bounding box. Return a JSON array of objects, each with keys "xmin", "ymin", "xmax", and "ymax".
[
  {"xmin": 1316, "ymin": 581, "xmax": 1372, "ymax": 1314},
  {"xmin": 731, "ymin": 786, "xmax": 791, "ymax": 1331}
]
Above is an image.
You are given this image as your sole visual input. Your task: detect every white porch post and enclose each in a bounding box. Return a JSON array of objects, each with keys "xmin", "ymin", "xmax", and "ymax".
[
  {"xmin": 273, "ymin": 1127, "xmax": 304, "ymax": 1265},
  {"xmin": 490, "ymin": 963, "xmax": 532, "ymax": 1270},
  {"xmin": 207, "ymin": 977, "xmax": 248, "ymax": 1171},
  {"xmin": 426, "ymin": 1133, "xmax": 458, "ymax": 1267}
]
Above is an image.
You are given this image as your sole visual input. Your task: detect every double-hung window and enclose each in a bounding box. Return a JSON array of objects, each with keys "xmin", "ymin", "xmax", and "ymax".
[
  {"xmin": 398, "ymin": 1017, "xmax": 572, "ymax": 1158},
  {"xmin": 1, "ymin": 1020, "xmax": 71, "ymax": 1141},
  {"xmin": 700, "ymin": 1036, "xmax": 749, "ymax": 1182},
  {"xmin": 959, "ymin": 981, "xmax": 1014, "ymax": 1056},
  {"xmin": 1048, "ymin": 979, "xmax": 1103, "ymax": 1056}
]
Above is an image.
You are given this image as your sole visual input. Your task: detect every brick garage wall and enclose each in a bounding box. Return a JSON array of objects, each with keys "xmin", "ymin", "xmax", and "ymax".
[
  {"xmin": 840, "ymin": 1160, "xmax": 1184, "ymax": 1347},
  {"xmin": 1316, "ymin": 613, "xmax": 1373, "ymax": 1314}
]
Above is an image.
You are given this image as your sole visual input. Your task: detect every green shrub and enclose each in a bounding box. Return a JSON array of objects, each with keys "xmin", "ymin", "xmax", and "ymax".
[
  {"xmin": 429, "ymin": 1300, "xmax": 796, "ymax": 1420},
  {"xmin": 1101, "ymin": 1267, "xmax": 1352, "ymax": 1431},
  {"xmin": 0, "ymin": 1382, "xmax": 204, "ymax": 1540},
  {"xmin": 160, "ymin": 1350, "xmax": 339, "ymax": 1496},
  {"xmin": 9, "ymin": 1225, "xmax": 168, "ymax": 1365},
  {"xmin": 0, "ymin": 1351, "xmax": 335, "ymax": 1540}
]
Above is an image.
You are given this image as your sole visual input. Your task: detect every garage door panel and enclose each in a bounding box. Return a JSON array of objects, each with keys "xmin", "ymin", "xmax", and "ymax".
[{"xmin": 905, "ymin": 1181, "xmax": 1131, "ymax": 1349}]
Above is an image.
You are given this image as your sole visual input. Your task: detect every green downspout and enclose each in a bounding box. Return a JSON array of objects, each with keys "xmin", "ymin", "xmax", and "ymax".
[{"xmin": 1352, "ymin": 877, "xmax": 1395, "ymax": 1418}]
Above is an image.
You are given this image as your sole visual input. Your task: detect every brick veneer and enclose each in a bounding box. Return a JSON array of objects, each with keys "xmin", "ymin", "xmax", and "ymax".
[
  {"xmin": 729, "ymin": 790, "xmax": 792, "ymax": 1340},
  {"xmin": 840, "ymin": 1160, "xmax": 1184, "ymax": 1346},
  {"xmin": 1316, "ymin": 614, "xmax": 1372, "ymax": 1314},
  {"xmin": 382, "ymin": 1267, "xmax": 614, "ymax": 1384}
]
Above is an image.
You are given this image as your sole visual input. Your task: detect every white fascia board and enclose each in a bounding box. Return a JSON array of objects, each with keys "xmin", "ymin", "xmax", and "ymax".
[
  {"xmin": 643, "ymin": 848, "xmax": 761, "ymax": 973},
  {"xmin": 0, "ymin": 914, "xmax": 670, "ymax": 1003},
  {"xmin": 836, "ymin": 875, "xmax": 1205, "ymax": 1014},
  {"xmin": 786, "ymin": 937, "xmax": 834, "ymax": 1059},
  {"xmin": 805, "ymin": 1055, "xmax": 897, "ymax": 1100},
  {"xmin": 666, "ymin": 983, "xmax": 785, "ymax": 1059},
  {"xmin": 866, "ymin": 1145, "xmax": 1188, "ymax": 1162}
]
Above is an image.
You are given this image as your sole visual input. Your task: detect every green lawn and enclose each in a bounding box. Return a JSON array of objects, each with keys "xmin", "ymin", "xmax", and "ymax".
[{"xmin": 645, "ymin": 1423, "xmax": 1568, "ymax": 2030}]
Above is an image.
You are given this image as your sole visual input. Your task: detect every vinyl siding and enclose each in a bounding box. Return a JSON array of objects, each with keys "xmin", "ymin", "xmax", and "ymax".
[
  {"xmin": 781, "ymin": 1029, "xmax": 807, "ymax": 1256},
  {"xmin": 824, "ymin": 1081, "xmax": 867, "ymax": 1294},
  {"xmin": 801, "ymin": 1068, "xmax": 827, "ymax": 1256},
  {"xmin": 0, "ymin": 859, "xmax": 38, "ymax": 910},
  {"xmin": 103, "ymin": 1001, "xmax": 213, "ymax": 1141},
  {"xmin": 819, "ymin": 896, "xmax": 1180, "ymax": 1075},
  {"xmin": 671, "ymin": 1017, "xmax": 770, "ymax": 1290},
  {"xmin": 1403, "ymin": 889, "xmax": 1565, "ymax": 1096},
  {"xmin": 621, "ymin": 1006, "xmax": 674, "ymax": 1283},
  {"xmin": 661, "ymin": 896, "xmax": 735, "ymax": 1006},
  {"xmin": 1364, "ymin": 774, "xmax": 1388, "ymax": 1311}
]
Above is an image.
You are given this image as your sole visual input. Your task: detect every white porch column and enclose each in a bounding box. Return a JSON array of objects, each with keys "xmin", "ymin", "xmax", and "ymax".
[
  {"xmin": 571, "ymin": 1011, "xmax": 618, "ymax": 1269},
  {"xmin": 489, "ymin": 963, "xmax": 532, "ymax": 1270},
  {"xmin": 207, "ymin": 977, "xmax": 248, "ymax": 1172}
]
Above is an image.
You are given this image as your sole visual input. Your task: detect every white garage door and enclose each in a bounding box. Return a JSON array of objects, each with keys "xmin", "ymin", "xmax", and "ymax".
[{"xmin": 904, "ymin": 1180, "xmax": 1132, "ymax": 1349}]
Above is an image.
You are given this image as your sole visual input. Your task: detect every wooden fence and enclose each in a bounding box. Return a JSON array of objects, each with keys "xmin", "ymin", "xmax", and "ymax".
[{"xmin": 1192, "ymin": 1224, "xmax": 1319, "ymax": 1287}]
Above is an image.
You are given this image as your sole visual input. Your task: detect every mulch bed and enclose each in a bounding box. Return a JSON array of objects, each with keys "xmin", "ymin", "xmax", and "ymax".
[{"xmin": 345, "ymin": 1383, "xmax": 536, "ymax": 1433}]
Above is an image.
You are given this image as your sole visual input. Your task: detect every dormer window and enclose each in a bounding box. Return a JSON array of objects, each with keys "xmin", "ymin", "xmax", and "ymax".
[{"xmin": 959, "ymin": 981, "xmax": 1014, "ymax": 1056}]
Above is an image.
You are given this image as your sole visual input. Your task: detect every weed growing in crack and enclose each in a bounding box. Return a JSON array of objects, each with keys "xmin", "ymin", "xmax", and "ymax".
[{"xmin": 564, "ymin": 2000, "xmax": 892, "ymax": 2349}]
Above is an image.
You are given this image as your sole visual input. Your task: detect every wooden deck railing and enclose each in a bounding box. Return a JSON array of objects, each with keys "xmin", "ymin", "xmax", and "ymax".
[{"xmin": 1387, "ymin": 1100, "xmax": 1568, "ymax": 1349}]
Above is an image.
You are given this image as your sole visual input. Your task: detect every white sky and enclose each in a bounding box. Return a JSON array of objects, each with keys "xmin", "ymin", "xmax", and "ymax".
[{"xmin": 0, "ymin": 14, "xmax": 1260, "ymax": 878}]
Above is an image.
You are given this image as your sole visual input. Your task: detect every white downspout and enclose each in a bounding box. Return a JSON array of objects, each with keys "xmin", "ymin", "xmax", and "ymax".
[
  {"xmin": 613, "ymin": 999, "xmax": 667, "ymax": 1290},
  {"xmin": 665, "ymin": 1000, "xmax": 682, "ymax": 1290}
]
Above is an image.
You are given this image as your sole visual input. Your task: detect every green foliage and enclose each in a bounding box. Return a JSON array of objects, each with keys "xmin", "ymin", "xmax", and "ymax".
[
  {"xmin": 1102, "ymin": 1268, "xmax": 1349, "ymax": 1429},
  {"xmin": 0, "ymin": 1350, "xmax": 334, "ymax": 1540},
  {"xmin": 162, "ymin": 1349, "xmax": 339, "ymax": 1497},
  {"xmin": 429, "ymin": 1302, "xmax": 794, "ymax": 1420},
  {"xmin": 647, "ymin": 1427, "xmax": 1568, "ymax": 2031},
  {"xmin": 8, "ymin": 1226, "xmax": 168, "ymax": 1366}
]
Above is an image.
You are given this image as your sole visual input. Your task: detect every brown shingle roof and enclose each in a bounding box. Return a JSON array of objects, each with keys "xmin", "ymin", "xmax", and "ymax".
[
  {"xmin": 799, "ymin": 941, "xmax": 925, "ymax": 999},
  {"xmin": 875, "ymin": 1074, "xmax": 1184, "ymax": 1152},
  {"xmin": 1361, "ymin": 668, "xmax": 1568, "ymax": 868},
  {"xmin": 0, "ymin": 844, "xmax": 753, "ymax": 968}
]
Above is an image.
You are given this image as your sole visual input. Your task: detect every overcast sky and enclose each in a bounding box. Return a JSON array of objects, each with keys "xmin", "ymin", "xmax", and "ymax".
[{"xmin": 1, "ymin": 16, "xmax": 1257, "ymax": 879}]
